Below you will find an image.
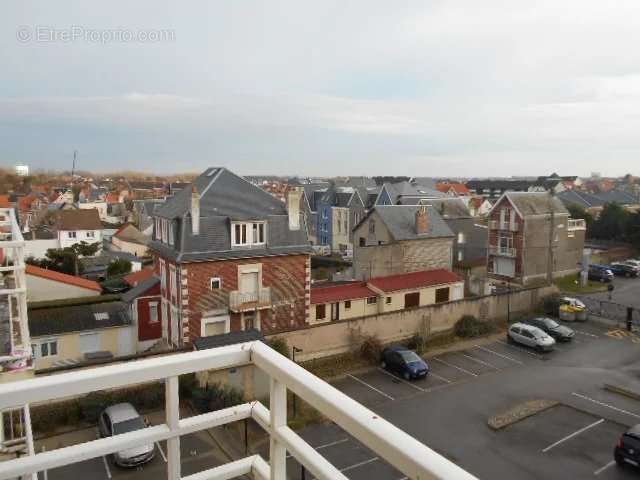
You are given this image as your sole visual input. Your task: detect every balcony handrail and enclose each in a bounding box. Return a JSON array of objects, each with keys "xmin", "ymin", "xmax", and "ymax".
[
  {"xmin": 229, "ymin": 287, "xmax": 272, "ymax": 308},
  {"xmin": 489, "ymin": 245, "xmax": 516, "ymax": 257},
  {"xmin": 0, "ymin": 341, "xmax": 477, "ymax": 480}
]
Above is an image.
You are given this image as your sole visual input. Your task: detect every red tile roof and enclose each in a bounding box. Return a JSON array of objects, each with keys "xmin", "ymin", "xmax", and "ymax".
[
  {"xmin": 436, "ymin": 182, "xmax": 471, "ymax": 195},
  {"xmin": 26, "ymin": 264, "xmax": 102, "ymax": 292},
  {"xmin": 106, "ymin": 192, "xmax": 120, "ymax": 203},
  {"xmin": 310, "ymin": 282, "xmax": 377, "ymax": 305},
  {"xmin": 0, "ymin": 195, "xmax": 10, "ymax": 208},
  {"xmin": 124, "ymin": 267, "xmax": 154, "ymax": 287},
  {"xmin": 368, "ymin": 269, "xmax": 462, "ymax": 293}
]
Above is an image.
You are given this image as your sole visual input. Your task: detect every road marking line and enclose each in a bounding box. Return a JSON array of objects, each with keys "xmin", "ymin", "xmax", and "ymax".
[
  {"xmin": 340, "ymin": 457, "xmax": 378, "ymax": 472},
  {"xmin": 428, "ymin": 371, "xmax": 452, "ymax": 384},
  {"xmin": 571, "ymin": 392, "xmax": 640, "ymax": 419},
  {"xmin": 474, "ymin": 345, "xmax": 524, "ymax": 365},
  {"xmin": 594, "ymin": 460, "xmax": 616, "ymax": 475},
  {"xmin": 495, "ymin": 340, "xmax": 542, "ymax": 358},
  {"xmin": 459, "ymin": 353, "xmax": 499, "ymax": 370},
  {"xmin": 287, "ymin": 437, "xmax": 349, "ymax": 458},
  {"xmin": 542, "ymin": 418, "xmax": 605, "ymax": 452},
  {"xmin": 377, "ymin": 368, "xmax": 426, "ymax": 392},
  {"xmin": 102, "ymin": 455, "xmax": 112, "ymax": 479},
  {"xmin": 432, "ymin": 357, "xmax": 478, "ymax": 377},
  {"xmin": 574, "ymin": 329, "xmax": 599, "ymax": 338},
  {"xmin": 156, "ymin": 441, "xmax": 167, "ymax": 462},
  {"xmin": 347, "ymin": 374, "xmax": 395, "ymax": 400}
]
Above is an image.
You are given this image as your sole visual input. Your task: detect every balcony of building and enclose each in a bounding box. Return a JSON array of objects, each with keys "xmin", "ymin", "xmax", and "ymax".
[
  {"xmin": 0, "ymin": 340, "xmax": 477, "ymax": 480},
  {"xmin": 489, "ymin": 245, "xmax": 517, "ymax": 257},
  {"xmin": 229, "ymin": 287, "xmax": 272, "ymax": 312},
  {"xmin": 488, "ymin": 220, "xmax": 519, "ymax": 232},
  {"xmin": 567, "ymin": 218, "xmax": 586, "ymax": 231}
]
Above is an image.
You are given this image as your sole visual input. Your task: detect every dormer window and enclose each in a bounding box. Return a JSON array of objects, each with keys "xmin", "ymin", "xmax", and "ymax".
[{"xmin": 232, "ymin": 222, "xmax": 266, "ymax": 247}]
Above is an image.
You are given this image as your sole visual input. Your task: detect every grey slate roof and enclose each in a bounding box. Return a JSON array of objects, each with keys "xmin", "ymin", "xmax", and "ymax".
[
  {"xmin": 121, "ymin": 276, "xmax": 159, "ymax": 303},
  {"xmin": 193, "ymin": 329, "xmax": 264, "ymax": 350},
  {"xmin": 29, "ymin": 301, "xmax": 131, "ymax": 337},
  {"xmin": 385, "ymin": 181, "xmax": 445, "ymax": 204},
  {"xmin": 400, "ymin": 198, "xmax": 471, "ymax": 218},
  {"xmin": 373, "ymin": 205, "xmax": 454, "ymax": 241},
  {"xmin": 503, "ymin": 192, "xmax": 568, "ymax": 216},
  {"xmin": 558, "ymin": 189, "xmax": 639, "ymax": 209}
]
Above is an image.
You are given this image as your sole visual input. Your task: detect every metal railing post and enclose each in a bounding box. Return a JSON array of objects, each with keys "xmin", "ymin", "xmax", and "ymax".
[
  {"xmin": 269, "ymin": 377, "xmax": 287, "ymax": 480},
  {"xmin": 166, "ymin": 376, "xmax": 180, "ymax": 480}
]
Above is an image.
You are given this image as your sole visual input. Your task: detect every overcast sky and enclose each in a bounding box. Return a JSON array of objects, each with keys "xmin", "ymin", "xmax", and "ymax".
[{"xmin": 2, "ymin": 1, "xmax": 640, "ymax": 177}]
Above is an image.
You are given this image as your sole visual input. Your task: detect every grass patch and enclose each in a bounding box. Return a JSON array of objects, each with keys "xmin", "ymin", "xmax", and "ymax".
[
  {"xmin": 555, "ymin": 274, "xmax": 607, "ymax": 294},
  {"xmin": 488, "ymin": 399, "xmax": 558, "ymax": 430},
  {"xmin": 300, "ymin": 352, "xmax": 370, "ymax": 380}
]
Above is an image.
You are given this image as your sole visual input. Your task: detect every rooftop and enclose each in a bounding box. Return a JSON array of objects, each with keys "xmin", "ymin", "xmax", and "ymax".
[
  {"xmin": 368, "ymin": 269, "xmax": 463, "ymax": 293},
  {"xmin": 310, "ymin": 282, "xmax": 377, "ymax": 304},
  {"xmin": 26, "ymin": 264, "xmax": 102, "ymax": 292},
  {"xmin": 54, "ymin": 209, "xmax": 102, "ymax": 231}
]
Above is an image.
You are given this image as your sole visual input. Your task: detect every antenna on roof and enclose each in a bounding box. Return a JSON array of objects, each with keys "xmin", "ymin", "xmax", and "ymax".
[{"xmin": 71, "ymin": 150, "xmax": 77, "ymax": 183}]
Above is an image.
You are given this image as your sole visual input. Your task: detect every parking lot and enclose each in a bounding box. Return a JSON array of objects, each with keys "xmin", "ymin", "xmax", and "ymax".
[{"xmin": 286, "ymin": 318, "xmax": 640, "ymax": 479}]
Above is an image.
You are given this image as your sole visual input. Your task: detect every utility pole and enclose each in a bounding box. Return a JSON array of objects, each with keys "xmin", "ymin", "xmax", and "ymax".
[
  {"xmin": 546, "ymin": 191, "xmax": 555, "ymax": 285},
  {"xmin": 71, "ymin": 150, "xmax": 77, "ymax": 181}
]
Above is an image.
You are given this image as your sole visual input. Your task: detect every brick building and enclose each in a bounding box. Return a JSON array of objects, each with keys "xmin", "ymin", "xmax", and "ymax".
[
  {"xmin": 149, "ymin": 167, "xmax": 312, "ymax": 347},
  {"xmin": 487, "ymin": 192, "xmax": 586, "ymax": 284}
]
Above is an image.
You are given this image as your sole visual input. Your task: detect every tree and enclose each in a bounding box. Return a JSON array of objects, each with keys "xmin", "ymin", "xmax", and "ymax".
[
  {"xmin": 592, "ymin": 202, "xmax": 628, "ymax": 240},
  {"xmin": 566, "ymin": 204, "xmax": 595, "ymax": 237},
  {"xmin": 25, "ymin": 241, "xmax": 100, "ymax": 276},
  {"xmin": 106, "ymin": 258, "xmax": 132, "ymax": 278}
]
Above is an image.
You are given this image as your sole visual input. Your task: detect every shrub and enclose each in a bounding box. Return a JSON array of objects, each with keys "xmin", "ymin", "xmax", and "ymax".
[
  {"xmin": 359, "ymin": 334, "xmax": 383, "ymax": 364},
  {"xmin": 268, "ymin": 337, "xmax": 290, "ymax": 359},
  {"xmin": 542, "ymin": 293, "xmax": 561, "ymax": 316},
  {"xmin": 406, "ymin": 332, "xmax": 427, "ymax": 353},
  {"xmin": 190, "ymin": 383, "xmax": 245, "ymax": 413},
  {"xmin": 455, "ymin": 315, "xmax": 494, "ymax": 338}
]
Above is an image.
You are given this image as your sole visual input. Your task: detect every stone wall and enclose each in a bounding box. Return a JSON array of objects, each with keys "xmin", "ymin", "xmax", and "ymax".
[{"xmin": 268, "ymin": 285, "xmax": 557, "ymax": 361}]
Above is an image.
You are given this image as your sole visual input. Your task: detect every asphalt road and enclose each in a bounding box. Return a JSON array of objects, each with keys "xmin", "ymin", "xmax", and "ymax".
[{"xmin": 285, "ymin": 318, "xmax": 640, "ymax": 480}]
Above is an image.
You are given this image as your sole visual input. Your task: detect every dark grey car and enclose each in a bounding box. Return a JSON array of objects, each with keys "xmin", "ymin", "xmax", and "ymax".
[{"xmin": 525, "ymin": 317, "xmax": 575, "ymax": 342}]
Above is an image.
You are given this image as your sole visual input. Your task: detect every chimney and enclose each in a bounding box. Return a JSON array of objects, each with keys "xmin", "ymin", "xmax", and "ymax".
[
  {"xmin": 287, "ymin": 187, "xmax": 303, "ymax": 231},
  {"xmin": 415, "ymin": 204, "xmax": 429, "ymax": 234},
  {"xmin": 191, "ymin": 185, "xmax": 200, "ymax": 235}
]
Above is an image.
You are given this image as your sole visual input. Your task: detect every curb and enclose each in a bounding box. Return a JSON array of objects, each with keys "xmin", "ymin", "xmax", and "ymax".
[
  {"xmin": 604, "ymin": 384, "xmax": 640, "ymax": 402},
  {"xmin": 487, "ymin": 400, "xmax": 558, "ymax": 431}
]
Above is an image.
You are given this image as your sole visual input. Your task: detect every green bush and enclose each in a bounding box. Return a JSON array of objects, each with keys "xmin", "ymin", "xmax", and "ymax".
[
  {"xmin": 406, "ymin": 332, "xmax": 427, "ymax": 353},
  {"xmin": 455, "ymin": 315, "xmax": 494, "ymax": 338},
  {"xmin": 190, "ymin": 383, "xmax": 245, "ymax": 414},
  {"xmin": 268, "ymin": 337, "xmax": 290, "ymax": 358},
  {"xmin": 359, "ymin": 334, "xmax": 383, "ymax": 364}
]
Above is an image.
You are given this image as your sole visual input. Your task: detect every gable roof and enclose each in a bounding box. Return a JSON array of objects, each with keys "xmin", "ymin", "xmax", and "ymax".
[
  {"xmin": 368, "ymin": 269, "xmax": 462, "ymax": 293},
  {"xmin": 26, "ymin": 264, "xmax": 102, "ymax": 292},
  {"xmin": 28, "ymin": 301, "xmax": 131, "ymax": 337},
  {"xmin": 310, "ymin": 282, "xmax": 376, "ymax": 304},
  {"xmin": 124, "ymin": 267, "xmax": 154, "ymax": 287},
  {"xmin": 435, "ymin": 183, "xmax": 471, "ymax": 195},
  {"xmin": 493, "ymin": 192, "xmax": 568, "ymax": 217},
  {"xmin": 121, "ymin": 276, "xmax": 159, "ymax": 303},
  {"xmin": 54, "ymin": 209, "xmax": 102, "ymax": 231},
  {"xmin": 399, "ymin": 198, "xmax": 471, "ymax": 218},
  {"xmin": 114, "ymin": 223, "xmax": 150, "ymax": 245},
  {"xmin": 366, "ymin": 205, "xmax": 454, "ymax": 241}
]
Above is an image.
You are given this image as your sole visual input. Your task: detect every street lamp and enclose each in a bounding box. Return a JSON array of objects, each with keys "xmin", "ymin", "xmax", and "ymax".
[{"xmin": 292, "ymin": 347, "xmax": 303, "ymax": 418}]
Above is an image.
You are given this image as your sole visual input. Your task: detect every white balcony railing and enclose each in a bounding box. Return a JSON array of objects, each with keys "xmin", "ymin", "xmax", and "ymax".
[
  {"xmin": 0, "ymin": 341, "xmax": 477, "ymax": 480},
  {"xmin": 567, "ymin": 219, "xmax": 586, "ymax": 230},
  {"xmin": 489, "ymin": 245, "xmax": 517, "ymax": 257},
  {"xmin": 229, "ymin": 287, "xmax": 272, "ymax": 312},
  {"xmin": 489, "ymin": 220, "xmax": 518, "ymax": 232}
]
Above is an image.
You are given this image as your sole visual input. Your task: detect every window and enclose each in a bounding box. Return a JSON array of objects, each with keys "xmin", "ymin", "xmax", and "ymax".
[
  {"xmin": 168, "ymin": 221, "xmax": 174, "ymax": 246},
  {"xmin": 86, "ymin": 231, "xmax": 95, "ymax": 239},
  {"xmin": 232, "ymin": 222, "xmax": 265, "ymax": 246},
  {"xmin": 159, "ymin": 258, "xmax": 166, "ymax": 293},
  {"xmin": 366, "ymin": 296, "xmax": 377, "ymax": 305},
  {"xmin": 316, "ymin": 304, "xmax": 326, "ymax": 320},
  {"xmin": 359, "ymin": 237, "xmax": 366, "ymax": 247},
  {"xmin": 368, "ymin": 220, "xmax": 375, "ymax": 234},
  {"xmin": 38, "ymin": 340, "xmax": 58, "ymax": 358},
  {"xmin": 210, "ymin": 277, "xmax": 222, "ymax": 290},
  {"xmin": 149, "ymin": 302, "xmax": 159, "ymax": 323},
  {"xmin": 169, "ymin": 265, "xmax": 177, "ymax": 303},
  {"xmin": 404, "ymin": 292, "xmax": 420, "ymax": 308},
  {"xmin": 154, "ymin": 218, "xmax": 160, "ymax": 240},
  {"xmin": 457, "ymin": 232, "xmax": 465, "ymax": 244},
  {"xmin": 386, "ymin": 297, "xmax": 392, "ymax": 304},
  {"xmin": 161, "ymin": 219, "xmax": 168, "ymax": 243},
  {"xmin": 344, "ymin": 300, "xmax": 351, "ymax": 310},
  {"xmin": 68, "ymin": 231, "xmax": 77, "ymax": 239},
  {"xmin": 458, "ymin": 250, "xmax": 464, "ymax": 262},
  {"xmin": 435, "ymin": 287, "xmax": 450, "ymax": 303}
]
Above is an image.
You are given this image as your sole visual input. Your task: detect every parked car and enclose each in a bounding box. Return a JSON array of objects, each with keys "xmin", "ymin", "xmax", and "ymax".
[
  {"xmin": 608, "ymin": 262, "xmax": 640, "ymax": 278},
  {"xmin": 625, "ymin": 259, "xmax": 640, "ymax": 269},
  {"xmin": 588, "ymin": 265, "xmax": 614, "ymax": 283},
  {"xmin": 507, "ymin": 323, "xmax": 555, "ymax": 352},
  {"xmin": 98, "ymin": 403, "xmax": 155, "ymax": 467},
  {"xmin": 525, "ymin": 317, "xmax": 575, "ymax": 342},
  {"xmin": 614, "ymin": 424, "xmax": 640, "ymax": 468},
  {"xmin": 559, "ymin": 297, "xmax": 586, "ymax": 313},
  {"xmin": 380, "ymin": 346, "xmax": 429, "ymax": 380}
]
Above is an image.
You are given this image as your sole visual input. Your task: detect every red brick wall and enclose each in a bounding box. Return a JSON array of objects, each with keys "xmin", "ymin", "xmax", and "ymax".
[
  {"xmin": 488, "ymin": 196, "xmax": 525, "ymax": 277},
  {"xmin": 136, "ymin": 282, "xmax": 162, "ymax": 341},
  {"xmin": 182, "ymin": 254, "xmax": 310, "ymax": 342}
]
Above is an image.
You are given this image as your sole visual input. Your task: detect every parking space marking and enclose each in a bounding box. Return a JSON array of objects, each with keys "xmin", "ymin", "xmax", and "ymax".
[
  {"xmin": 340, "ymin": 457, "xmax": 378, "ymax": 473},
  {"xmin": 574, "ymin": 329, "xmax": 599, "ymax": 338},
  {"xmin": 571, "ymin": 392, "xmax": 640, "ymax": 420},
  {"xmin": 474, "ymin": 345, "xmax": 524, "ymax": 365},
  {"xmin": 287, "ymin": 437, "xmax": 349, "ymax": 458},
  {"xmin": 495, "ymin": 340, "xmax": 543, "ymax": 358},
  {"xmin": 541, "ymin": 418, "xmax": 604, "ymax": 452},
  {"xmin": 102, "ymin": 455, "xmax": 112, "ymax": 479},
  {"xmin": 156, "ymin": 441, "xmax": 167, "ymax": 462},
  {"xmin": 377, "ymin": 368, "xmax": 426, "ymax": 392},
  {"xmin": 432, "ymin": 357, "xmax": 478, "ymax": 377},
  {"xmin": 459, "ymin": 352, "xmax": 499, "ymax": 370},
  {"xmin": 428, "ymin": 371, "xmax": 452, "ymax": 384},
  {"xmin": 594, "ymin": 460, "xmax": 616, "ymax": 476},
  {"xmin": 347, "ymin": 374, "xmax": 395, "ymax": 401}
]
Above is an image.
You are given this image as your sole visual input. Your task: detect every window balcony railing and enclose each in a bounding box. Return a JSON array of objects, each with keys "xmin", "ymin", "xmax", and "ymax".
[
  {"xmin": 489, "ymin": 220, "xmax": 519, "ymax": 232},
  {"xmin": 489, "ymin": 245, "xmax": 517, "ymax": 257},
  {"xmin": 229, "ymin": 287, "xmax": 272, "ymax": 312},
  {"xmin": 567, "ymin": 219, "xmax": 586, "ymax": 230},
  {"xmin": 0, "ymin": 341, "xmax": 477, "ymax": 480}
]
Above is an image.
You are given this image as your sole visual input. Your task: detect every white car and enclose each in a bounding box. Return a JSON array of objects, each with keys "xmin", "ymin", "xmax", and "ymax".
[{"xmin": 507, "ymin": 323, "xmax": 556, "ymax": 352}]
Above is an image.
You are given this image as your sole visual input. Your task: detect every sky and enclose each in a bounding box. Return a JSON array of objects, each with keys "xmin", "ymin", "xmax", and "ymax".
[{"xmin": 2, "ymin": 1, "xmax": 640, "ymax": 177}]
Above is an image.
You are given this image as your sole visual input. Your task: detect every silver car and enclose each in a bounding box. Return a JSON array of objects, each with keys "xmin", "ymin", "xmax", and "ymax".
[
  {"xmin": 98, "ymin": 403, "xmax": 155, "ymax": 467},
  {"xmin": 507, "ymin": 322, "xmax": 555, "ymax": 352}
]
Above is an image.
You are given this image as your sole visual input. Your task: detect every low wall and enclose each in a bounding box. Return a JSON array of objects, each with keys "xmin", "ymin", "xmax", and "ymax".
[{"xmin": 269, "ymin": 285, "xmax": 557, "ymax": 361}]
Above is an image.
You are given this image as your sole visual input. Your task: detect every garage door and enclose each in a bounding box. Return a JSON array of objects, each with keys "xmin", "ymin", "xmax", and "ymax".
[
  {"xmin": 495, "ymin": 257, "xmax": 516, "ymax": 278},
  {"xmin": 203, "ymin": 315, "xmax": 229, "ymax": 337}
]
